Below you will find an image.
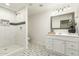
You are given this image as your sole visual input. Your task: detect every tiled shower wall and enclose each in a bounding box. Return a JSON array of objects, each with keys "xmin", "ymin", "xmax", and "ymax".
[
  {"xmin": 0, "ymin": 6, "xmax": 28, "ymax": 48},
  {"xmin": 0, "ymin": 7, "xmax": 16, "ymax": 47}
]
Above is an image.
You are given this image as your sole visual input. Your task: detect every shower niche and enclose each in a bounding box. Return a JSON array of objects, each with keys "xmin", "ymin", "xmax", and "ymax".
[{"xmin": 0, "ymin": 19, "xmax": 9, "ymax": 26}]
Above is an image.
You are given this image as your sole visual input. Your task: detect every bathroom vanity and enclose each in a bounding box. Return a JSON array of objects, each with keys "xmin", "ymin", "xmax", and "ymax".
[
  {"xmin": 46, "ymin": 12, "xmax": 79, "ymax": 56},
  {"xmin": 47, "ymin": 34, "xmax": 79, "ymax": 56}
]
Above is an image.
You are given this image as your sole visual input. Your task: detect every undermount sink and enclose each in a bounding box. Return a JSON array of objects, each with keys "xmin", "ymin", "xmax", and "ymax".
[{"xmin": 55, "ymin": 33, "xmax": 79, "ymax": 36}]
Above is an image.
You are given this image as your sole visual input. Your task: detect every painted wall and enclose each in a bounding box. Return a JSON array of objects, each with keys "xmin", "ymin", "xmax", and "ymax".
[
  {"xmin": 29, "ymin": 11, "xmax": 51, "ymax": 45},
  {"xmin": 29, "ymin": 6, "xmax": 79, "ymax": 46}
]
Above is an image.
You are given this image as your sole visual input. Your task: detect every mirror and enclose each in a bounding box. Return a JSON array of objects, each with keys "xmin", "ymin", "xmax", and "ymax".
[{"xmin": 50, "ymin": 12, "xmax": 75, "ymax": 32}]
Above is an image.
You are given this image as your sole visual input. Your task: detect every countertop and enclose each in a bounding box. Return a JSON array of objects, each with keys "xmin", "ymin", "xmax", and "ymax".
[{"xmin": 47, "ymin": 33, "xmax": 79, "ymax": 38}]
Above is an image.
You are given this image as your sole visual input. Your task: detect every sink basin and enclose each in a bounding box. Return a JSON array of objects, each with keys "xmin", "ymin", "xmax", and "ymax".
[{"xmin": 55, "ymin": 33, "xmax": 79, "ymax": 37}]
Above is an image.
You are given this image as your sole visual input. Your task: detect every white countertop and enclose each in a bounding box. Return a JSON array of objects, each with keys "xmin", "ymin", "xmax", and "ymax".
[
  {"xmin": 47, "ymin": 33, "xmax": 79, "ymax": 42},
  {"xmin": 48, "ymin": 33, "xmax": 79, "ymax": 38}
]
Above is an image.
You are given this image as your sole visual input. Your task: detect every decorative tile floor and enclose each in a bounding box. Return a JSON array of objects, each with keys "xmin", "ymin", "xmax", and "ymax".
[
  {"xmin": 24, "ymin": 43, "xmax": 50, "ymax": 56},
  {"xmin": 10, "ymin": 43, "xmax": 64, "ymax": 56}
]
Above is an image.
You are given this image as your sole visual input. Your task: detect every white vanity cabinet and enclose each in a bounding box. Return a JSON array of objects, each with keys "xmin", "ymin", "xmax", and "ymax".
[
  {"xmin": 65, "ymin": 41, "xmax": 79, "ymax": 56},
  {"xmin": 47, "ymin": 35, "xmax": 66, "ymax": 55},
  {"xmin": 65, "ymin": 37, "xmax": 79, "ymax": 56},
  {"xmin": 53, "ymin": 39, "xmax": 65, "ymax": 54},
  {"xmin": 47, "ymin": 35, "xmax": 79, "ymax": 56},
  {"xmin": 46, "ymin": 36, "xmax": 54, "ymax": 49}
]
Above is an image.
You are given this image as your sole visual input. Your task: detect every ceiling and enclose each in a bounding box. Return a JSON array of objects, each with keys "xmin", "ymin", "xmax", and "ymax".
[
  {"xmin": 0, "ymin": 3, "xmax": 27, "ymax": 12},
  {"xmin": 28, "ymin": 3, "xmax": 70, "ymax": 16},
  {"xmin": 0, "ymin": 3, "xmax": 78, "ymax": 16}
]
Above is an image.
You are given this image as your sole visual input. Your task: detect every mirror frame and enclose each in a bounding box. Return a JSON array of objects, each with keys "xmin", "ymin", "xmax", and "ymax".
[{"xmin": 50, "ymin": 12, "xmax": 75, "ymax": 32}]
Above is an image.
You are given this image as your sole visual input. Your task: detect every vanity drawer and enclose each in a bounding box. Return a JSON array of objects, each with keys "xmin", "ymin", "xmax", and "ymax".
[
  {"xmin": 66, "ymin": 42, "xmax": 78, "ymax": 50},
  {"xmin": 66, "ymin": 49, "xmax": 78, "ymax": 56}
]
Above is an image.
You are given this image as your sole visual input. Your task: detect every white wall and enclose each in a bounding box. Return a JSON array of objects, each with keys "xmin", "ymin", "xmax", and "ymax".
[
  {"xmin": 29, "ymin": 6, "xmax": 79, "ymax": 46},
  {"xmin": 15, "ymin": 7, "xmax": 28, "ymax": 48},
  {"xmin": 0, "ymin": 7, "xmax": 17, "ymax": 47},
  {"xmin": 29, "ymin": 11, "xmax": 51, "ymax": 45}
]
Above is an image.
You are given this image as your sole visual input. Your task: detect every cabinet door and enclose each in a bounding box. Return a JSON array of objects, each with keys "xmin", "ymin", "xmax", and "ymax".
[
  {"xmin": 53, "ymin": 39, "xmax": 65, "ymax": 54},
  {"xmin": 46, "ymin": 38, "xmax": 54, "ymax": 49}
]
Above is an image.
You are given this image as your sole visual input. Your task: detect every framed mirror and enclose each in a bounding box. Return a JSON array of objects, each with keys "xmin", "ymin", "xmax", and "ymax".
[{"xmin": 50, "ymin": 12, "xmax": 75, "ymax": 32}]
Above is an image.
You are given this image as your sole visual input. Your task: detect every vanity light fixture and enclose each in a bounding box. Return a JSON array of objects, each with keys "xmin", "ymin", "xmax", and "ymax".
[
  {"xmin": 5, "ymin": 3, "xmax": 10, "ymax": 6},
  {"xmin": 56, "ymin": 4, "xmax": 70, "ymax": 13}
]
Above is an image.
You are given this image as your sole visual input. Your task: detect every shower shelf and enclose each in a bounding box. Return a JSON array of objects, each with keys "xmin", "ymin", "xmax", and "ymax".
[{"xmin": 0, "ymin": 19, "xmax": 10, "ymax": 26}]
